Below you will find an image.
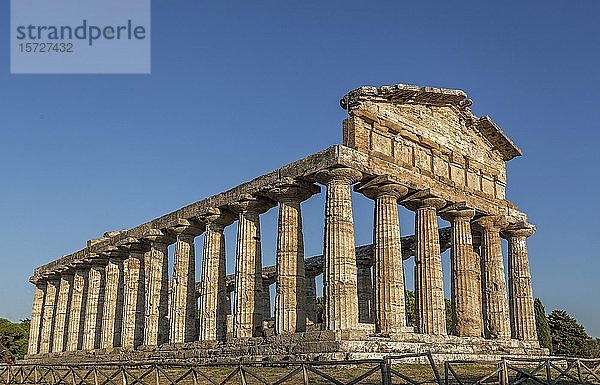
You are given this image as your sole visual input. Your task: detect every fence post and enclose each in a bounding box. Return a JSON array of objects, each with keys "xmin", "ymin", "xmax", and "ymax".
[
  {"xmin": 239, "ymin": 365, "xmax": 247, "ymax": 385},
  {"xmin": 121, "ymin": 366, "xmax": 127, "ymax": 385},
  {"xmin": 34, "ymin": 366, "xmax": 39, "ymax": 385},
  {"xmin": 381, "ymin": 358, "xmax": 391, "ymax": 385},
  {"xmin": 545, "ymin": 359, "xmax": 551, "ymax": 385},
  {"xmin": 444, "ymin": 362, "xmax": 449, "ymax": 385},
  {"xmin": 500, "ymin": 359, "xmax": 509, "ymax": 385},
  {"xmin": 302, "ymin": 364, "xmax": 309, "ymax": 385},
  {"xmin": 154, "ymin": 364, "xmax": 159, "ymax": 385}
]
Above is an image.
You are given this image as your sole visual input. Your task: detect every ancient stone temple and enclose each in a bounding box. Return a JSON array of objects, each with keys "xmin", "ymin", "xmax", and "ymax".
[{"xmin": 25, "ymin": 83, "xmax": 546, "ymax": 363}]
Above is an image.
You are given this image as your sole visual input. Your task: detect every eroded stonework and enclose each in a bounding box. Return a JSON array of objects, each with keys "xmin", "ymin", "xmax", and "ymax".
[{"xmin": 25, "ymin": 83, "xmax": 545, "ymax": 363}]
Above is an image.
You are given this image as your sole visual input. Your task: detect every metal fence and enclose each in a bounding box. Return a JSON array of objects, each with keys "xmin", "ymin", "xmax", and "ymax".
[{"xmin": 0, "ymin": 354, "xmax": 598, "ymax": 385}]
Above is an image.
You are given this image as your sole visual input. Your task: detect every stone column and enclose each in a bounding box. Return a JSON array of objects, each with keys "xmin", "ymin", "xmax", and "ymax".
[
  {"xmin": 143, "ymin": 230, "xmax": 173, "ymax": 346},
  {"xmin": 122, "ymin": 242, "xmax": 147, "ymax": 349},
  {"xmin": 304, "ymin": 273, "xmax": 318, "ymax": 325},
  {"xmin": 441, "ymin": 207, "xmax": 483, "ymax": 337},
  {"xmin": 66, "ymin": 267, "xmax": 88, "ymax": 351},
  {"xmin": 267, "ymin": 178, "xmax": 320, "ymax": 335},
  {"xmin": 82, "ymin": 260, "xmax": 107, "ymax": 350},
  {"xmin": 169, "ymin": 220, "xmax": 204, "ymax": 343},
  {"xmin": 357, "ymin": 263, "xmax": 374, "ymax": 323},
  {"xmin": 39, "ymin": 278, "xmax": 59, "ymax": 353},
  {"xmin": 474, "ymin": 215, "xmax": 511, "ymax": 340},
  {"xmin": 316, "ymin": 167, "xmax": 363, "ymax": 332},
  {"xmin": 198, "ymin": 208, "xmax": 235, "ymax": 342},
  {"xmin": 229, "ymin": 194, "xmax": 275, "ymax": 338},
  {"xmin": 100, "ymin": 251, "xmax": 125, "ymax": 349},
  {"xmin": 405, "ymin": 192, "xmax": 447, "ymax": 335},
  {"xmin": 359, "ymin": 182, "xmax": 409, "ymax": 333},
  {"xmin": 28, "ymin": 282, "xmax": 46, "ymax": 355},
  {"xmin": 52, "ymin": 271, "xmax": 73, "ymax": 353},
  {"xmin": 502, "ymin": 223, "xmax": 538, "ymax": 342}
]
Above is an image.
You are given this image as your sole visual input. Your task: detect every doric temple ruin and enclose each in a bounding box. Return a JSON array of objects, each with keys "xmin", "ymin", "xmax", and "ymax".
[{"xmin": 25, "ymin": 83, "xmax": 546, "ymax": 363}]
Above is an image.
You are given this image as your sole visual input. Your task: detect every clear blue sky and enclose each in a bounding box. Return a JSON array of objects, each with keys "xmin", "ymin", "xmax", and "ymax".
[{"xmin": 1, "ymin": 1, "xmax": 598, "ymax": 337}]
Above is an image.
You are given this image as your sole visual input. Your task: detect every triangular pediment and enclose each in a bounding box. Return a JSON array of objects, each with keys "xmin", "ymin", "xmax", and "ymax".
[{"xmin": 341, "ymin": 83, "xmax": 522, "ymax": 161}]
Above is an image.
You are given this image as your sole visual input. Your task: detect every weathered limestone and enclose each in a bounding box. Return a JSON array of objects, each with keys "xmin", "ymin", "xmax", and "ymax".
[
  {"xmin": 317, "ymin": 167, "xmax": 363, "ymax": 332},
  {"xmin": 52, "ymin": 272, "xmax": 73, "ymax": 353},
  {"xmin": 66, "ymin": 267, "xmax": 87, "ymax": 352},
  {"xmin": 39, "ymin": 279, "xmax": 59, "ymax": 353},
  {"xmin": 267, "ymin": 178, "xmax": 320, "ymax": 334},
  {"xmin": 441, "ymin": 206, "xmax": 483, "ymax": 337},
  {"xmin": 356, "ymin": 263, "xmax": 374, "ymax": 323},
  {"xmin": 304, "ymin": 273, "xmax": 318, "ymax": 325},
  {"xmin": 358, "ymin": 181, "xmax": 409, "ymax": 333},
  {"xmin": 198, "ymin": 208, "xmax": 235, "ymax": 342},
  {"xmin": 82, "ymin": 261, "xmax": 106, "ymax": 350},
  {"xmin": 170, "ymin": 220, "xmax": 204, "ymax": 343},
  {"xmin": 262, "ymin": 282, "xmax": 272, "ymax": 323},
  {"xmin": 405, "ymin": 192, "xmax": 447, "ymax": 336},
  {"xmin": 28, "ymin": 283, "xmax": 46, "ymax": 355},
  {"xmin": 503, "ymin": 223, "xmax": 538, "ymax": 342},
  {"xmin": 475, "ymin": 215, "xmax": 511, "ymax": 340},
  {"xmin": 100, "ymin": 252, "xmax": 125, "ymax": 349},
  {"xmin": 143, "ymin": 230, "xmax": 173, "ymax": 346},
  {"xmin": 230, "ymin": 194, "xmax": 275, "ymax": 338},
  {"xmin": 122, "ymin": 243, "xmax": 146, "ymax": 349},
  {"xmin": 26, "ymin": 83, "xmax": 545, "ymax": 361}
]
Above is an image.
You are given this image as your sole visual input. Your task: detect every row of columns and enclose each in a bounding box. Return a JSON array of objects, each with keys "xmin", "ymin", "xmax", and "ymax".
[{"xmin": 28, "ymin": 168, "xmax": 538, "ymax": 356}]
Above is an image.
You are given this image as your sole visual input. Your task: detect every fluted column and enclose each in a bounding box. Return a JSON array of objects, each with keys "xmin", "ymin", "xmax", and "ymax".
[
  {"xmin": 230, "ymin": 194, "xmax": 275, "ymax": 338},
  {"xmin": 100, "ymin": 251, "xmax": 125, "ymax": 349},
  {"xmin": 474, "ymin": 215, "xmax": 511, "ymax": 340},
  {"xmin": 28, "ymin": 282, "xmax": 46, "ymax": 355},
  {"xmin": 502, "ymin": 223, "xmax": 537, "ymax": 342},
  {"xmin": 316, "ymin": 167, "xmax": 363, "ymax": 332},
  {"xmin": 405, "ymin": 192, "xmax": 447, "ymax": 335},
  {"xmin": 199, "ymin": 208, "xmax": 235, "ymax": 342},
  {"xmin": 82, "ymin": 260, "xmax": 107, "ymax": 350},
  {"xmin": 122, "ymin": 242, "xmax": 147, "ymax": 349},
  {"xmin": 357, "ymin": 263, "xmax": 374, "ymax": 323},
  {"xmin": 52, "ymin": 272, "xmax": 73, "ymax": 352},
  {"xmin": 39, "ymin": 278, "xmax": 59, "ymax": 353},
  {"xmin": 304, "ymin": 273, "xmax": 318, "ymax": 325},
  {"xmin": 441, "ymin": 207, "xmax": 483, "ymax": 337},
  {"xmin": 267, "ymin": 178, "xmax": 320, "ymax": 334},
  {"xmin": 143, "ymin": 230, "xmax": 173, "ymax": 346},
  {"xmin": 169, "ymin": 220, "xmax": 204, "ymax": 343},
  {"xmin": 66, "ymin": 267, "xmax": 88, "ymax": 351},
  {"xmin": 359, "ymin": 181, "xmax": 409, "ymax": 333}
]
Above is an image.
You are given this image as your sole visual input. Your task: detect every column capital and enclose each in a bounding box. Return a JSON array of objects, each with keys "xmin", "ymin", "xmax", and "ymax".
[
  {"xmin": 265, "ymin": 177, "xmax": 320, "ymax": 203},
  {"xmin": 168, "ymin": 218, "xmax": 205, "ymax": 237},
  {"xmin": 40, "ymin": 272, "xmax": 61, "ymax": 283},
  {"xmin": 199, "ymin": 207, "xmax": 236, "ymax": 229},
  {"xmin": 115, "ymin": 237, "xmax": 150, "ymax": 253},
  {"xmin": 142, "ymin": 229, "xmax": 175, "ymax": 245},
  {"xmin": 315, "ymin": 167, "xmax": 362, "ymax": 185},
  {"xmin": 402, "ymin": 189, "xmax": 446, "ymax": 211},
  {"xmin": 228, "ymin": 193, "xmax": 276, "ymax": 214},
  {"xmin": 85, "ymin": 255, "xmax": 110, "ymax": 267},
  {"xmin": 99, "ymin": 245, "xmax": 129, "ymax": 259},
  {"xmin": 355, "ymin": 176, "xmax": 409, "ymax": 200},
  {"xmin": 439, "ymin": 203, "xmax": 476, "ymax": 222},
  {"xmin": 501, "ymin": 222, "xmax": 536, "ymax": 238},
  {"xmin": 473, "ymin": 215, "xmax": 508, "ymax": 232}
]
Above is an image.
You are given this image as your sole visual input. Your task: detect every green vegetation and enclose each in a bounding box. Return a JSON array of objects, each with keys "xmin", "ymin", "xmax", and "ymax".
[
  {"xmin": 0, "ymin": 318, "xmax": 30, "ymax": 360},
  {"xmin": 548, "ymin": 310, "xmax": 590, "ymax": 358},
  {"xmin": 534, "ymin": 298, "xmax": 553, "ymax": 353}
]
